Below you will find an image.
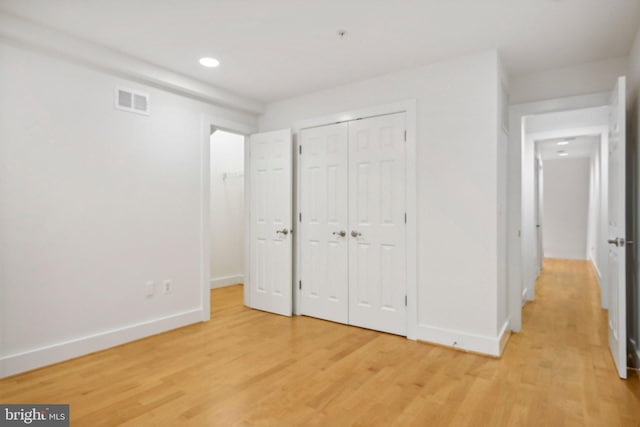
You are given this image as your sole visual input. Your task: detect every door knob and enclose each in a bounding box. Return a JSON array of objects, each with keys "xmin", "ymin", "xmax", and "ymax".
[
  {"xmin": 332, "ymin": 230, "xmax": 346, "ymax": 237},
  {"xmin": 276, "ymin": 228, "xmax": 289, "ymax": 236},
  {"xmin": 608, "ymin": 237, "xmax": 625, "ymax": 247},
  {"xmin": 351, "ymin": 230, "xmax": 362, "ymax": 238}
]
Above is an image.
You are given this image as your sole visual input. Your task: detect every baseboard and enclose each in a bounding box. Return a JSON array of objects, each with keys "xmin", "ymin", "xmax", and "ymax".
[
  {"xmin": 210, "ymin": 274, "xmax": 244, "ymax": 289},
  {"xmin": 0, "ymin": 309, "xmax": 202, "ymax": 378},
  {"xmin": 416, "ymin": 322, "xmax": 506, "ymax": 357},
  {"xmin": 522, "ymin": 287, "xmax": 528, "ymax": 306},
  {"xmin": 589, "ymin": 256, "xmax": 602, "ymax": 282},
  {"xmin": 498, "ymin": 320, "xmax": 511, "ymax": 356}
]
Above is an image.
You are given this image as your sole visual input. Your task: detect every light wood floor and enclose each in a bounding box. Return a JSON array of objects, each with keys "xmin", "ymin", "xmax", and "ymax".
[{"xmin": 2, "ymin": 259, "xmax": 639, "ymax": 426}]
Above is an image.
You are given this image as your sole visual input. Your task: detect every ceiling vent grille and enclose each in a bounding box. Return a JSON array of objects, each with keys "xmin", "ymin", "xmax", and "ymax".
[{"xmin": 115, "ymin": 87, "xmax": 149, "ymax": 115}]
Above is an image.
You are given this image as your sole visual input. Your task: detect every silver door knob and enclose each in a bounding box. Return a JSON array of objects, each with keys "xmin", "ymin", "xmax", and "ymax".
[
  {"xmin": 332, "ymin": 230, "xmax": 346, "ymax": 237},
  {"xmin": 608, "ymin": 237, "xmax": 625, "ymax": 247},
  {"xmin": 276, "ymin": 228, "xmax": 289, "ymax": 236},
  {"xmin": 351, "ymin": 230, "xmax": 362, "ymax": 238}
]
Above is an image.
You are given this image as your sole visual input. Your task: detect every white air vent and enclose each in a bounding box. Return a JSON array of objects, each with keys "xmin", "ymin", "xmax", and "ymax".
[{"xmin": 115, "ymin": 87, "xmax": 149, "ymax": 115}]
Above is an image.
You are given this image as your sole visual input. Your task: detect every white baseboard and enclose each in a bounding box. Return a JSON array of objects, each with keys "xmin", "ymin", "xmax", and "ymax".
[
  {"xmin": 498, "ymin": 320, "xmax": 511, "ymax": 356},
  {"xmin": 589, "ymin": 257, "xmax": 602, "ymax": 284},
  {"xmin": 210, "ymin": 274, "xmax": 244, "ymax": 289},
  {"xmin": 416, "ymin": 321, "xmax": 508, "ymax": 357},
  {"xmin": 522, "ymin": 287, "xmax": 529, "ymax": 306},
  {"xmin": 0, "ymin": 309, "xmax": 202, "ymax": 378}
]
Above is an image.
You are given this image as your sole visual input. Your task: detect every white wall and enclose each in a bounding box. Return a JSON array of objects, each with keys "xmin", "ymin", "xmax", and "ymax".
[
  {"xmin": 209, "ymin": 131, "xmax": 245, "ymax": 288},
  {"xmin": 0, "ymin": 42, "xmax": 257, "ymax": 377},
  {"xmin": 497, "ymin": 58, "xmax": 509, "ymax": 338},
  {"xmin": 542, "ymin": 158, "xmax": 591, "ymax": 259},
  {"xmin": 510, "ymin": 57, "xmax": 629, "ymax": 104},
  {"xmin": 260, "ymin": 50, "xmax": 505, "ymax": 355}
]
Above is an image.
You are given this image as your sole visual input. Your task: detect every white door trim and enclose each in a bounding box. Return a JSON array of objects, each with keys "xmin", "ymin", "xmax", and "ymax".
[
  {"xmin": 293, "ymin": 99, "xmax": 418, "ymax": 340},
  {"xmin": 200, "ymin": 114, "xmax": 257, "ymax": 322}
]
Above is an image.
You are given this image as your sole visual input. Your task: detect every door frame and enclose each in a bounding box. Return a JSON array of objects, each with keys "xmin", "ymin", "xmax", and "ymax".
[
  {"xmin": 292, "ymin": 99, "xmax": 418, "ymax": 340},
  {"xmin": 508, "ymin": 92, "xmax": 611, "ymax": 332},
  {"xmin": 200, "ymin": 114, "xmax": 257, "ymax": 322}
]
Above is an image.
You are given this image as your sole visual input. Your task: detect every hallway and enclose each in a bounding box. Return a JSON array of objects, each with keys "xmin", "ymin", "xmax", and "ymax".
[
  {"xmin": 508, "ymin": 258, "xmax": 640, "ymax": 425},
  {"xmin": 1, "ymin": 261, "xmax": 639, "ymax": 426}
]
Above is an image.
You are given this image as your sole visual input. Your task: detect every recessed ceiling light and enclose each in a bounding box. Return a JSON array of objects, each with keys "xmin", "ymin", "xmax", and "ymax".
[
  {"xmin": 199, "ymin": 57, "xmax": 220, "ymax": 68},
  {"xmin": 557, "ymin": 140, "xmax": 570, "ymax": 146}
]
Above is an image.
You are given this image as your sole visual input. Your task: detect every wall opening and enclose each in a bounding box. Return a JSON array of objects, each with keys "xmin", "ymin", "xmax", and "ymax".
[
  {"xmin": 209, "ymin": 129, "xmax": 246, "ymax": 310},
  {"xmin": 535, "ymin": 135, "xmax": 601, "ymax": 263}
]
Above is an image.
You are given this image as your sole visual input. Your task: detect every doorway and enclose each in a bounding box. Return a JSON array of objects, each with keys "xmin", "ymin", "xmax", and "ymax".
[
  {"xmin": 511, "ymin": 76, "xmax": 629, "ymax": 378},
  {"xmin": 209, "ymin": 129, "xmax": 246, "ymax": 310},
  {"xmin": 535, "ymin": 135, "xmax": 602, "ymax": 265}
]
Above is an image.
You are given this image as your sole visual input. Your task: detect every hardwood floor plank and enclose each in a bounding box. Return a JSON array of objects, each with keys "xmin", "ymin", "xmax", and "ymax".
[{"xmin": 2, "ymin": 262, "xmax": 639, "ymax": 426}]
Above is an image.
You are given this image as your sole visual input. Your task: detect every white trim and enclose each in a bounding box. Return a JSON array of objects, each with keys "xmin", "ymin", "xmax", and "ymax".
[
  {"xmin": 0, "ymin": 309, "xmax": 201, "ymax": 379},
  {"xmin": 0, "ymin": 12, "xmax": 264, "ymax": 114},
  {"xmin": 590, "ymin": 256, "xmax": 602, "ymax": 283},
  {"xmin": 292, "ymin": 99, "xmax": 418, "ymax": 340},
  {"xmin": 508, "ymin": 92, "xmax": 611, "ymax": 333},
  {"xmin": 201, "ymin": 115, "xmax": 257, "ymax": 321},
  {"xmin": 499, "ymin": 319, "xmax": 511, "ymax": 356},
  {"xmin": 416, "ymin": 321, "xmax": 508, "ymax": 357},
  {"xmin": 210, "ymin": 275, "xmax": 244, "ymax": 289}
]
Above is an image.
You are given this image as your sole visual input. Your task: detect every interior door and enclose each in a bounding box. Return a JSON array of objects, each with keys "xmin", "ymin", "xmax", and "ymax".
[
  {"xmin": 348, "ymin": 113, "xmax": 407, "ymax": 335},
  {"xmin": 249, "ymin": 129, "xmax": 293, "ymax": 316},
  {"xmin": 299, "ymin": 123, "xmax": 349, "ymax": 324},
  {"xmin": 607, "ymin": 76, "xmax": 627, "ymax": 379}
]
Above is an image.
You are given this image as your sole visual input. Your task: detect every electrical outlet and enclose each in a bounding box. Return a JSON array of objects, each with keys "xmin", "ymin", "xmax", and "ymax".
[
  {"xmin": 145, "ymin": 281, "xmax": 155, "ymax": 297},
  {"xmin": 163, "ymin": 279, "xmax": 172, "ymax": 295}
]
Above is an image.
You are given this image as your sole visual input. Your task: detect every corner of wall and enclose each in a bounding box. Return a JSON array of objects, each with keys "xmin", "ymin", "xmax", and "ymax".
[{"xmin": 416, "ymin": 322, "xmax": 506, "ymax": 357}]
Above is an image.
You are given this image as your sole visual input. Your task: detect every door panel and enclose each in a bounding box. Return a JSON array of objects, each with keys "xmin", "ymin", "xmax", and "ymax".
[
  {"xmin": 299, "ymin": 123, "xmax": 349, "ymax": 324},
  {"xmin": 249, "ymin": 129, "xmax": 292, "ymax": 316},
  {"xmin": 348, "ymin": 113, "xmax": 407, "ymax": 335},
  {"xmin": 607, "ymin": 76, "xmax": 627, "ymax": 379}
]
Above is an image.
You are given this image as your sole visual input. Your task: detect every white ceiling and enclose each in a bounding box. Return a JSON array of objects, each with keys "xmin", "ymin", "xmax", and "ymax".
[
  {"xmin": 1, "ymin": 0, "xmax": 639, "ymax": 103},
  {"xmin": 537, "ymin": 135, "xmax": 599, "ymax": 161}
]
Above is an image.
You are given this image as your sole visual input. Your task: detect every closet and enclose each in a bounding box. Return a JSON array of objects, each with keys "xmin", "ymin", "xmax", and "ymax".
[{"xmin": 299, "ymin": 112, "xmax": 407, "ymax": 335}]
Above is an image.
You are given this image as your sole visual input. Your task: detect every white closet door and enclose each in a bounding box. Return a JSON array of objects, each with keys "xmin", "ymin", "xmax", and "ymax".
[
  {"xmin": 348, "ymin": 113, "xmax": 407, "ymax": 335},
  {"xmin": 249, "ymin": 129, "xmax": 293, "ymax": 316},
  {"xmin": 299, "ymin": 123, "xmax": 349, "ymax": 324}
]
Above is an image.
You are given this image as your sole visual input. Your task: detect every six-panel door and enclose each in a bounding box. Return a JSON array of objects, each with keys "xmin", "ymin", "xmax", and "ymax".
[
  {"xmin": 249, "ymin": 129, "xmax": 293, "ymax": 317},
  {"xmin": 299, "ymin": 123, "xmax": 349, "ymax": 324},
  {"xmin": 607, "ymin": 76, "xmax": 627, "ymax": 379},
  {"xmin": 348, "ymin": 113, "xmax": 407, "ymax": 336},
  {"xmin": 298, "ymin": 113, "xmax": 407, "ymax": 336}
]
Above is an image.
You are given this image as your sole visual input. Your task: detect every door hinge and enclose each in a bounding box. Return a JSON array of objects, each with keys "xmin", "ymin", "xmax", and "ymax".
[
  {"xmin": 299, "ymin": 212, "xmax": 302, "ymax": 222},
  {"xmin": 404, "ymin": 213, "xmax": 407, "ymax": 224},
  {"xmin": 404, "ymin": 130, "xmax": 407, "ymax": 142},
  {"xmin": 299, "ymin": 280, "xmax": 302, "ymax": 290},
  {"xmin": 299, "ymin": 145, "xmax": 302, "ymax": 155},
  {"xmin": 405, "ymin": 295, "xmax": 407, "ymax": 306}
]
